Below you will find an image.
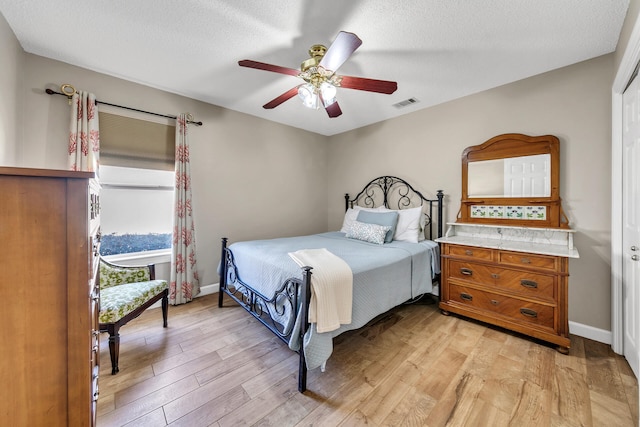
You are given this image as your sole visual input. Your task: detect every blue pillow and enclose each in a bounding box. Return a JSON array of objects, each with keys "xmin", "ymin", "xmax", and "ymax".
[{"xmin": 356, "ymin": 210, "xmax": 399, "ymax": 243}]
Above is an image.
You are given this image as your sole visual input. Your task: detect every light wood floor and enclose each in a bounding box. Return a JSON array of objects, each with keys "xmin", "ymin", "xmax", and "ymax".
[{"xmin": 97, "ymin": 293, "xmax": 638, "ymax": 427}]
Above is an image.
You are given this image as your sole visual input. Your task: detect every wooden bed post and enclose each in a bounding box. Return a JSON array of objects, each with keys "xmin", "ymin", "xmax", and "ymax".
[
  {"xmin": 298, "ymin": 266, "xmax": 313, "ymax": 393},
  {"xmin": 218, "ymin": 238, "xmax": 228, "ymax": 308}
]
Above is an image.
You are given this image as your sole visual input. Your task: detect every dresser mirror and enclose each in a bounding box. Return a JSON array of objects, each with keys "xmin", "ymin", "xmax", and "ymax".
[
  {"xmin": 467, "ymin": 153, "xmax": 551, "ymax": 197},
  {"xmin": 460, "ymin": 133, "xmax": 566, "ymax": 228}
]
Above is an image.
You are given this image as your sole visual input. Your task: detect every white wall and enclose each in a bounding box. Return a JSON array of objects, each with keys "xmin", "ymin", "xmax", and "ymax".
[{"xmin": 328, "ymin": 55, "xmax": 614, "ymax": 332}]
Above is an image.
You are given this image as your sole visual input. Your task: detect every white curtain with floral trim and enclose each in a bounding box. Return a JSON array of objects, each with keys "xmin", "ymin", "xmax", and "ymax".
[
  {"xmin": 68, "ymin": 91, "xmax": 99, "ymax": 172},
  {"xmin": 170, "ymin": 114, "xmax": 200, "ymax": 304}
]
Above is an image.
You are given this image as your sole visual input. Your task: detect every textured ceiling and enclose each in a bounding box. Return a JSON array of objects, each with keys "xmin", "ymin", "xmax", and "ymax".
[{"xmin": 0, "ymin": 0, "xmax": 630, "ymax": 136}]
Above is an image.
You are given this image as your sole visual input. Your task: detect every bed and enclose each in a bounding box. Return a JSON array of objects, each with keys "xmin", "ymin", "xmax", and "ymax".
[{"xmin": 218, "ymin": 176, "xmax": 444, "ymax": 392}]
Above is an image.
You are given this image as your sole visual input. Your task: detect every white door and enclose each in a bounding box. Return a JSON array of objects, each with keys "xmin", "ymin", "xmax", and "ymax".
[{"xmin": 622, "ymin": 74, "xmax": 640, "ymax": 378}]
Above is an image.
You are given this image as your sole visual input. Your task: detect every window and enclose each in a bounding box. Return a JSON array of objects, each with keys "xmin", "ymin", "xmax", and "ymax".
[
  {"xmin": 99, "ymin": 166, "xmax": 174, "ymax": 256},
  {"xmin": 97, "ymin": 111, "xmax": 176, "ymax": 257}
]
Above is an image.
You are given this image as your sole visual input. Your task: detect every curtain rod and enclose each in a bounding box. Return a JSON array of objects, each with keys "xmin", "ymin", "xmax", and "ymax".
[{"xmin": 45, "ymin": 87, "xmax": 203, "ymax": 126}]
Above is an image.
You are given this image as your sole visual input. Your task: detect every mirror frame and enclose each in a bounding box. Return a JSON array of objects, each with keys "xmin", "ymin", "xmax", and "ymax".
[{"xmin": 460, "ymin": 133, "xmax": 566, "ymax": 228}]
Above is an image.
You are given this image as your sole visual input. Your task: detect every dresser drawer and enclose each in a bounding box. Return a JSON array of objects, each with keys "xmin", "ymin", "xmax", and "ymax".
[
  {"xmin": 498, "ymin": 250, "xmax": 557, "ymax": 271},
  {"xmin": 447, "ymin": 260, "xmax": 555, "ymax": 300},
  {"xmin": 446, "ymin": 244, "xmax": 493, "ymax": 261},
  {"xmin": 449, "ymin": 283, "xmax": 555, "ymax": 330}
]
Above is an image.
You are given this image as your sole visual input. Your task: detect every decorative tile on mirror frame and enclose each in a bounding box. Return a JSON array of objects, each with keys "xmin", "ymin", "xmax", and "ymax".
[
  {"xmin": 525, "ymin": 205, "xmax": 546, "ymax": 220},
  {"xmin": 505, "ymin": 206, "xmax": 524, "ymax": 219},
  {"xmin": 486, "ymin": 205, "xmax": 505, "ymax": 219},
  {"xmin": 470, "ymin": 205, "xmax": 487, "ymax": 218}
]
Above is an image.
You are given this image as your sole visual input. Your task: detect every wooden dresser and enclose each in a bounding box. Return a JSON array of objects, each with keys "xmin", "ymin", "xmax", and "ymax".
[
  {"xmin": 437, "ymin": 223, "xmax": 579, "ymax": 353},
  {"xmin": 0, "ymin": 167, "xmax": 100, "ymax": 426}
]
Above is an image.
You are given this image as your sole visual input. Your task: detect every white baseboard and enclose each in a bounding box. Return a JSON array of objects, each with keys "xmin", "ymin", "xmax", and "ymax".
[
  {"xmin": 569, "ymin": 321, "xmax": 612, "ymax": 345},
  {"xmin": 147, "ymin": 283, "xmax": 219, "ymax": 309},
  {"xmin": 150, "ymin": 284, "xmax": 614, "ymax": 347},
  {"xmin": 198, "ymin": 283, "xmax": 219, "ymax": 296}
]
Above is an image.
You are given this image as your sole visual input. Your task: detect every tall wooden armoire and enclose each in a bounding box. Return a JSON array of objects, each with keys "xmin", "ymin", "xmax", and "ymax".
[{"xmin": 0, "ymin": 167, "xmax": 100, "ymax": 426}]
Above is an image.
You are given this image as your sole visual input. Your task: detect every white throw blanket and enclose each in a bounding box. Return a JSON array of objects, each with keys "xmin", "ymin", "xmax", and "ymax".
[{"xmin": 288, "ymin": 248, "xmax": 353, "ymax": 333}]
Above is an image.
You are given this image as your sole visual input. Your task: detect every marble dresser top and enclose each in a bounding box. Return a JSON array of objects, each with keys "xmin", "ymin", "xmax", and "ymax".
[{"xmin": 435, "ymin": 222, "xmax": 580, "ymax": 259}]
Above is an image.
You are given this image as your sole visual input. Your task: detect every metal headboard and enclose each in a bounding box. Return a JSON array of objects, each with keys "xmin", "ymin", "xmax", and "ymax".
[{"xmin": 344, "ymin": 175, "xmax": 444, "ymax": 239}]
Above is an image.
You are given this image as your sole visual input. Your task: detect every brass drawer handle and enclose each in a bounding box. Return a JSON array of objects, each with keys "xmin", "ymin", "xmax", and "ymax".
[
  {"xmin": 460, "ymin": 268, "xmax": 473, "ymax": 276},
  {"xmin": 460, "ymin": 293, "xmax": 473, "ymax": 301},
  {"xmin": 520, "ymin": 279, "xmax": 538, "ymax": 289},
  {"xmin": 490, "ymin": 299, "xmax": 499, "ymax": 305},
  {"xmin": 520, "ymin": 308, "xmax": 538, "ymax": 318},
  {"xmin": 491, "ymin": 273, "xmax": 500, "ymax": 279},
  {"xmin": 465, "ymin": 250, "xmax": 473, "ymax": 256},
  {"xmin": 520, "ymin": 257, "xmax": 531, "ymax": 264}
]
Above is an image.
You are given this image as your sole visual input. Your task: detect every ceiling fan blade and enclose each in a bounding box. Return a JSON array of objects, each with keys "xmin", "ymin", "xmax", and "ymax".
[
  {"xmin": 318, "ymin": 92, "xmax": 342, "ymax": 118},
  {"xmin": 339, "ymin": 75, "xmax": 398, "ymax": 94},
  {"xmin": 319, "ymin": 31, "xmax": 362, "ymax": 72},
  {"xmin": 238, "ymin": 59, "xmax": 300, "ymax": 77},
  {"xmin": 263, "ymin": 87, "xmax": 299, "ymax": 109},
  {"xmin": 324, "ymin": 101, "xmax": 342, "ymax": 118}
]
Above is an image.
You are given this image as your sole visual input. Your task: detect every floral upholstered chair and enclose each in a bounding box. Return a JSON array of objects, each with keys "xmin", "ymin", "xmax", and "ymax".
[{"xmin": 98, "ymin": 258, "xmax": 169, "ymax": 374}]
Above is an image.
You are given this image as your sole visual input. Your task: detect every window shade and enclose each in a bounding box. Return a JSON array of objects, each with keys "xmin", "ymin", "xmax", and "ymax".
[{"xmin": 99, "ymin": 112, "xmax": 175, "ymax": 170}]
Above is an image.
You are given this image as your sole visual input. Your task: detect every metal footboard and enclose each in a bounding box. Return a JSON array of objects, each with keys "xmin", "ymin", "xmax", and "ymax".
[{"xmin": 218, "ymin": 237, "xmax": 312, "ymax": 392}]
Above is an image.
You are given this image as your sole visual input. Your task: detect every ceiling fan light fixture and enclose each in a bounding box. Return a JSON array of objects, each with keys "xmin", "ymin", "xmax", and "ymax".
[
  {"xmin": 320, "ymin": 83, "xmax": 337, "ymax": 107},
  {"xmin": 298, "ymin": 83, "xmax": 319, "ymax": 109},
  {"xmin": 320, "ymin": 81, "xmax": 337, "ymax": 100}
]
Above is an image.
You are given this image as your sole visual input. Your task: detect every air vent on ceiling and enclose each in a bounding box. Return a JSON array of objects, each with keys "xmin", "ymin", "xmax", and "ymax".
[{"xmin": 393, "ymin": 97, "xmax": 420, "ymax": 109}]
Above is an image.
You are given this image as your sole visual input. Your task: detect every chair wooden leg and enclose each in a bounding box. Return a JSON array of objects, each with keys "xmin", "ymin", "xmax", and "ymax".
[
  {"xmin": 107, "ymin": 324, "xmax": 120, "ymax": 375},
  {"xmin": 100, "ymin": 288, "xmax": 168, "ymax": 374},
  {"xmin": 161, "ymin": 290, "xmax": 168, "ymax": 328}
]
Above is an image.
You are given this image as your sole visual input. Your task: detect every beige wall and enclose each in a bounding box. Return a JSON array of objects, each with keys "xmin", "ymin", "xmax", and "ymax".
[
  {"xmin": 0, "ymin": 12, "xmax": 21, "ymax": 164},
  {"xmin": 0, "ymin": 10, "xmax": 625, "ymax": 333},
  {"xmin": 328, "ymin": 55, "xmax": 615, "ymax": 331},
  {"xmin": 7, "ymin": 50, "xmax": 328, "ymax": 287}
]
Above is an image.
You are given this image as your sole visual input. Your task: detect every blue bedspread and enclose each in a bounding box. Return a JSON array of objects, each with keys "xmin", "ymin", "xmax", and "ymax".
[{"xmin": 226, "ymin": 231, "xmax": 440, "ymax": 369}]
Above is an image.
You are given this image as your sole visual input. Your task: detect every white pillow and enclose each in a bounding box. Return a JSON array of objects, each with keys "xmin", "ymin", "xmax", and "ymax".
[
  {"xmin": 393, "ymin": 206, "xmax": 423, "ymax": 243},
  {"xmin": 340, "ymin": 206, "xmax": 387, "ymax": 233},
  {"xmin": 419, "ymin": 213, "xmax": 428, "ymax": 241}
]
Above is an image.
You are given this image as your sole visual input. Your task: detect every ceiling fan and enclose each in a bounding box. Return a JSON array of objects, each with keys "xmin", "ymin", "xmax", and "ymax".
[{"xmin": 238, "ymin": 31, "xmax": 398, "ymax": 118}]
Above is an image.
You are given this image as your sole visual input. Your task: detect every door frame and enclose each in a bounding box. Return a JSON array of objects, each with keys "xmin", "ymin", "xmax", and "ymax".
[{"xmin": 612, "ymin": 16, "xmax": 640, "ymax": 354}]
